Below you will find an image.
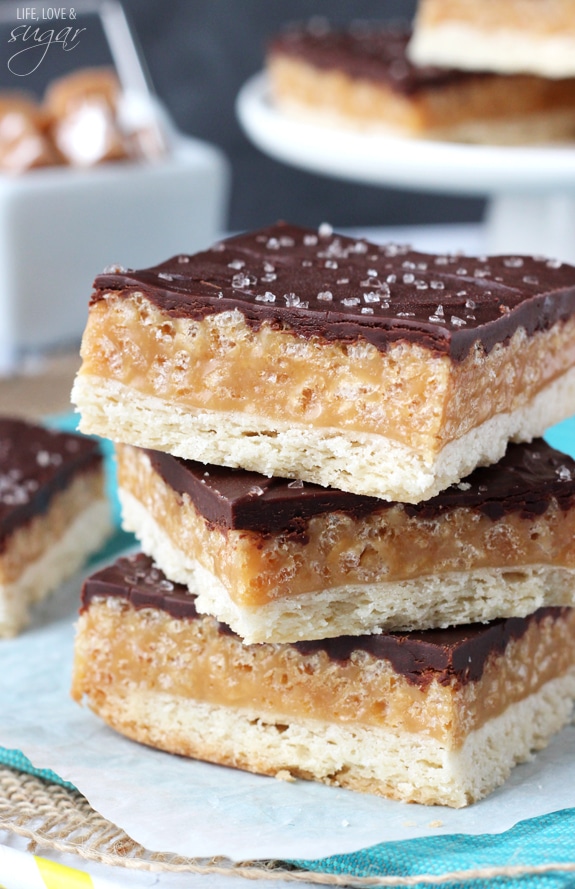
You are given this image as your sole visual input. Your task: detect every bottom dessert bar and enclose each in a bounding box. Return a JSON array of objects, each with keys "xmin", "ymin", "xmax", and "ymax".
[
  {"xmin": 72, "ymin": 554, "xmax": 575, "ymax": 808},
  {"xmin": 0, "ymin": 417, "xmax": 111, "ymax": 637}
]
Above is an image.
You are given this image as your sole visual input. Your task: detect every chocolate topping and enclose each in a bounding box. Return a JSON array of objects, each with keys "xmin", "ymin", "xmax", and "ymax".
[
  {"xmin": 142, "ymin": 438, "xmax": 575, "ymax": 537},
  {"xmin": 268, "ymin": 23, "xmax": 488, "ymax": 96},
  {"xmin": 92, "ymin": 223, "xmax": 575, "ymax": 361},
  {"xmin": 0, "ymin": 417, "xmax": 102, "ymax": 550},
  {"xmin": 82, "ymin": 553, "xmax": 565, "ymax": 687}
]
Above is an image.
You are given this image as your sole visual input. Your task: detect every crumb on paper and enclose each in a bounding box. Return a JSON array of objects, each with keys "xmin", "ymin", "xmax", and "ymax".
[
  {"xmin": 429, "ymin": 820, "xmax": 444, "ymax": 828},
  {"xmin": 275, "ymin": 769, "xmax": 296, "ymax": 783},
  {"xmin": 341, "ymin": 819, "xmax": 350, "ymax": 827},
  {"xmin": 403, "ymin": 821, "xmax": 417, "ymax": 827}
]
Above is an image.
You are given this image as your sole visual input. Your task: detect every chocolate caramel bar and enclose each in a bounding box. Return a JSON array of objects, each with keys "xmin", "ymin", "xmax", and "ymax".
[
  {"xmin": 72, "ymin": 553, "xmax": 575, "ymax": 807},
  {"xmin": 116, "ymin": 439, "xmax": 575, "ymax": 643},
  {"xmin": 408, "ymin": 0, "xmax": 575, "ymax": 79},
  {"xmin": 268, "ymin": 23, "xmax": 575, "ymax": 143},
  {"xmin": 72, "ymin": 223, "xmax": 575, "ymax": 503},
  {"xmin": 0, "ymin": 417, "xmax": 111, "ymax": 636}
]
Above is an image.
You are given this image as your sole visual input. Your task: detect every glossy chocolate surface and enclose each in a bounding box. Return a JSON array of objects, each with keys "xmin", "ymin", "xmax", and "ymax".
[
  {"xmin": 142, "ymin": 438, "xmax": 575, "ymax": 536},
  {"xmin": 268, "ymin": 23, "xmax": 484, "ymax": 95},
  {"xmin": 0, "ymin": 417, "xmax": 102, "ymax": 550},
  {"xmin": 82, "ymin": 553, "xmax": 564, "ymax": 687},
  {"xmin": 92, "ymin": 223, "xmax": 575, "ymax": 361}
]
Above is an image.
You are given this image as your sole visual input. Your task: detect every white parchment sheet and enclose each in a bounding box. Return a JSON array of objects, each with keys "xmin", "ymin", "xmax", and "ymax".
[{"xmin": 2, "ymin": 568, "xmax": 575, "ymax": 862}]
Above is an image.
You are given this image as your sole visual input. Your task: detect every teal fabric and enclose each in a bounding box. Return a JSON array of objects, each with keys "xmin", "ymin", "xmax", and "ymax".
[
  {"xmin": 288, "ymin": 809, "xmax": 575, "ymax": 887},
  {"xmin": 1, "ymin": 414, "xmax": 575, "ymax": 883}
]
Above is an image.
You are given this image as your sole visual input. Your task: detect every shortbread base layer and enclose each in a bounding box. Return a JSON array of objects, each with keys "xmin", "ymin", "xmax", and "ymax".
[
  {"xmin": 0, "ymin": 496, "xmax": 111, "ymax": 637},
  {"xmin": 119, "ymin": 487, "xmax": 575, "ymax": 642},
  {"xmin": 72, "ymin": 597, "xmax": 575, "ymax": 807},
  {"xmin": 74, "ymin": 362, "xmax": 575, "ymax": 503}
]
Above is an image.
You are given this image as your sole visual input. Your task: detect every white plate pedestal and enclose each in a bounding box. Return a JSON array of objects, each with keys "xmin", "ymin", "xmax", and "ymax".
[{"xmin": 485, "ymin": 193, "xmax": 575, "ymax": 263}]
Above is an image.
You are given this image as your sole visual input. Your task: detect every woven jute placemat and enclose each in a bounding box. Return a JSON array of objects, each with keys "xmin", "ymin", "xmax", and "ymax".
[{"xmin": 3, "ymin": 767, "xmax": 575, "ymax": 888}]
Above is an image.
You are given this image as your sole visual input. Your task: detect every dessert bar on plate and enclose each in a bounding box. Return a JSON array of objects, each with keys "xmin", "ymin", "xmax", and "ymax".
[
  {"xmin": 72, "ymin": 222, "xmax": 575, "ymax": 503},
  {"xmin": 267, "ymin": 22, "xmax": 575, "ymax": 143},
  {"xmin": 408, "ymin": 0, "xmax": 575, "ymax": 78},
  {"xmin": 0, "ymin": 417, "xmax": 110, "ymax": 637},
  {"xmin": 72, "ymin": 553, "xmax": 575, "ymax": 808},
  {"xmin": 116, "ymin": 439, "xmax": 575, "ymax": 643}
]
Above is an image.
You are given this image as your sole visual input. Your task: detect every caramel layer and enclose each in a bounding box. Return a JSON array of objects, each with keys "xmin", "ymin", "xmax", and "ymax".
[
  {"xmin": 116, "ymin": 444, "xmax": 575, "ymax": 608},
  {"xmin": 75, "ymin": 554, "xmax": 575, "ymax": 746},
  {"xmin": 78, "ymin": 296, "xmax": 575, "ymax": 458}
]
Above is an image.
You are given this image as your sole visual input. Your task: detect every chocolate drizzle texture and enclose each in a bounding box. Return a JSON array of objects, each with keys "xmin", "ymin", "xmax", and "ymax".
[
  {"xmin": 82, "ymin": 553, "xmax": 565, "ymax": 688},
  {"xmin": 141, "ymin": 438, "xmax": 575, "ymax": 536},
  {"xmin": 92, "ymin": 223, "xmax": 575, "ymax": 362},
  {"xmin": 0, "ymin": 417, "xmax": 102, "ymax": 550}
]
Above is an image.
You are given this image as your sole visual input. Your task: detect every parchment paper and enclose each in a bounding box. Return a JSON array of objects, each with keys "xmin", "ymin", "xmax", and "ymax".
[{"xmin": 2, "ymin": 567, "xmax": 575, "ymax": 863}]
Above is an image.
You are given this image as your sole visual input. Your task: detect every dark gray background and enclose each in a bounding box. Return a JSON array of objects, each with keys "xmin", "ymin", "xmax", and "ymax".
[{"xmin": 2, "ymin": 0, "xmax": 486, "ymax": 232}]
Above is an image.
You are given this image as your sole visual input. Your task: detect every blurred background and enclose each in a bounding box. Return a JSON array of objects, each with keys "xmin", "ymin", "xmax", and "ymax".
[{"xmin": 116, "ymin": 0, "xmax": 485, "ymax": 232}]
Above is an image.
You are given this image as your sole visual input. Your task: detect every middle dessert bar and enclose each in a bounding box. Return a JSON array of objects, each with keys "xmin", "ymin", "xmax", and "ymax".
[
  {"xmin": 116, "ymin": 438, "xmax": 575, "ymax": 643},
  {"xmin": 72, "ymin": 222, "xmax": 575, "ymax": 503}
]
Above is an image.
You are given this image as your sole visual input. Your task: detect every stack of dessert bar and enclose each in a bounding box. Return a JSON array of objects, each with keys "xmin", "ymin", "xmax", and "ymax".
[{"xmin": 71, "ymin": 222, "xmax": 575, "ymax": 808}]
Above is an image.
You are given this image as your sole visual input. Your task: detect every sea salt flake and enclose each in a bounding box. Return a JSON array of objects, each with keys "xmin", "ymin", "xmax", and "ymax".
[
  {"xmin": 434, "ymin": 256, "xmax": 449, "ymax": 265},
  {"xmin": 266, "ymin": 238, "xmax": 280, "ymax": 250},
  {"xmin": 503, "ymin": 257, "xmax": 523, "ymax": 268},
  {"xmin": 102, "ymin": 263, "xmax": 127, "ymax": 274},
  {"xmin": 435, "ymin": 304, "xmax": 444, "ymax": 316},
  {"xmin": 287, "ymin": 479, "xmax": 304, "ymax": 488},
  {"xmin": 228, "ymin": 259, "xmax": 245, "ymax": 270},
  {"xmin": 546, "ymin": 258, "xmax": 562, "ymax": 269},
  {"xmin": 401, "ymin": 261, "xmax": 416, "ymax": 270},
  {"xmin": 430, "ymin": 280, "xmax": 444, "ymax": 290},
  {"xmin": 402, "ymin": 273, "xmax": 415, "ymax": 284},
  {"xmin": 255, "ymin": 292, "xmax": 276, "ymax": 303},
  {"xmin": 317, "ymin": 291, "xmax": 333, "ymax": 301},
  {"xmin": 557, "ymin": 465, "xmax": 573, "ymax": 481},
  {"xmin": 232, "ymin": 272, "xmax": 257, "ymax": 289},
  {"xmin": 337, "ymin": 278, "xmax": 349, "ymax": 285},
  {"xmin": 248, "ymin": 486, "xmax": 265, "ymax": 497},
  {"xmin": 177, "ymin": 255, "xmax": 190, "ymax": 264},
  {"xmin": 325, "ymin": 260, "xmax": 338, "ymax": 269},
  {"xmin": 363, "ymin": 292, "xmax": 380, "ymax": 303},
  {"xmin": 465, "ymin": 298, "xmax": 476, "ymax": 309},
  {"xmin": 158, "ymin": 272, "xmax": 174, "ymax": 281},
  {"xmin": 397, "ymin": 311, "xmax": 415, "ymax": 317},
  {"xmin": 279, "ymin": 236, "xmax": 295, "ymax": 247},
  {"xmin": 456, "ymin": 268, "xmax": 468, "ymax": 276},
  {"xmin": 523, "ymin": 275, "xmax": 539, "ymax": 285},
  {"xmin": 415, "ymin": 280, "xmax": 428, "ymax": 290},
  {"xmin": 342, "ymin": 297, "xmax": 361, "ymax": 307},
  {"xmin": 283, "ymin": 293, "xmax": 308, "ymax": 308},
  {"xmin": 361, "ymin": 307, "xmax": 374, "ymax": 314},
  {"xmin": 386, "ymin": 274, "xmax": 397, "ymax": 284},
  {"xmin": 303, "ymin": 234, "xmax": 318, "ymax": 247},
  {"xmin": 451, "ymin": 315, "xmax": 466, "ymax": 327},
  {"xmin": 261, "ymin": 273, "xmax": 277, "ymax": 283},
  {"xmin": 457, "ymin": 482, "xmax": 472, "ymax": 491},
  {"xmin": 318, "ymin": 222, "xmax": 333, "ymax": 238}
]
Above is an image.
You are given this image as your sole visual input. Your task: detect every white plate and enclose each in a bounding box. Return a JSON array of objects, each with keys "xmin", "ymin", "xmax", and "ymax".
[{"xmin": 236, "ymin": 72, "xmax": 575, "ymax": 196}]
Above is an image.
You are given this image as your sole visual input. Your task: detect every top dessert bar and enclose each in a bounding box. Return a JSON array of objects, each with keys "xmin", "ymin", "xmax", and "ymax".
[
  {"xmin": 72, "ymin": 222, "xmax": 575, "ymax": 502},
  {"xmin": 408, "ymin": 0, "xmax": 575, "ymax": 78},
  {"xmin": 268, "ymin": 22, "xmax": 575, "ymax": 143}
]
